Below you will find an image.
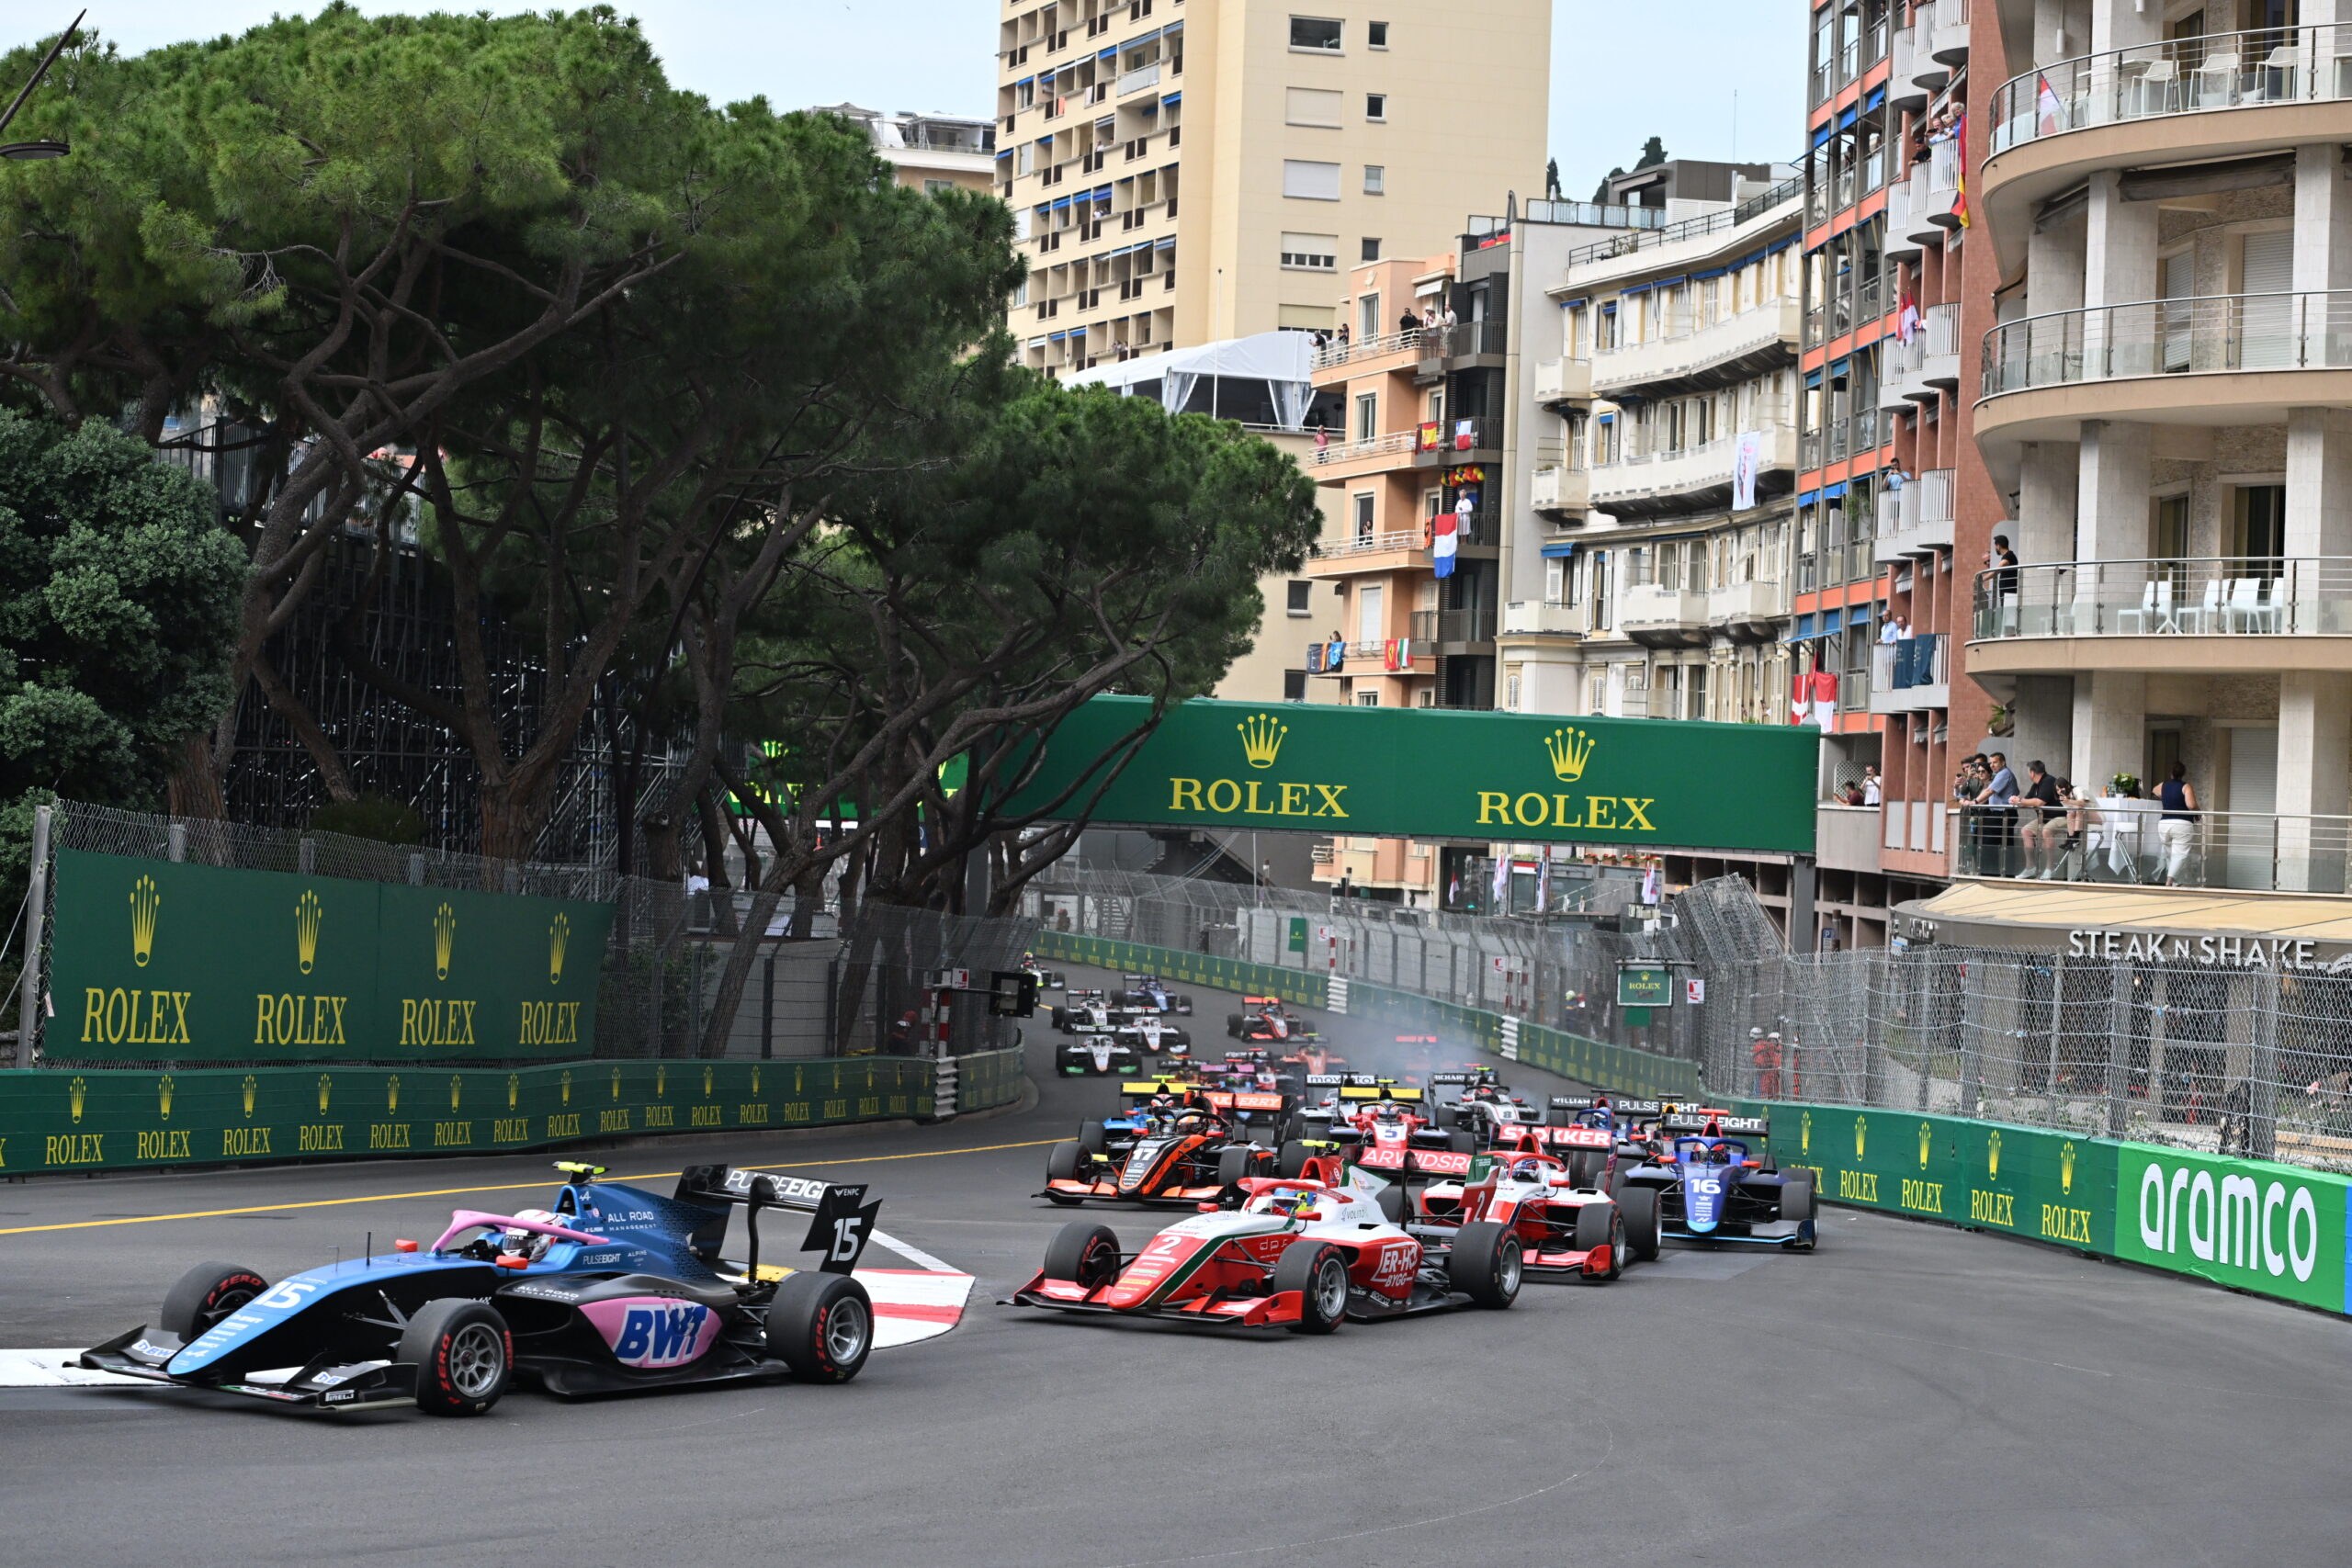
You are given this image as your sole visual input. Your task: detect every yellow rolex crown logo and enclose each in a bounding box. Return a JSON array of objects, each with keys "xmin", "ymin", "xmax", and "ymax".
[
  {"xmin": 449, "ymin": 1075, "xmax": 463, "ymax": 1112},
  {"xmin": 560, "ymin": 1069, "xmax": 572, "ymax": 1106},
  {"xmin": 548, "ymin": 912, "xmax": 571, "ymax": 985},
  {"xmin": 1236, "ymin": 713, "xmax": 1288, "ymax": 770},
  {"xmin": 1918, "ymin": 1122, "xmax": 1932, "ymax": 1170},
  {"xmin": 69, "ymin": 1076, "xmax": 86, "ymax": 1123},
  {"xmin": 507, "ymin": 1073, "xmax": 520, "ymax": 1110},
  {"xmin": 241, "ymin": 1075, "xmax": 257, "ymax": 1119},
  {"xmin": 159, "ymin": 1075, "xmax": 175, "ymax": 1120},
  {"xmin": 295, "ymin": 889, "xmax": 323, "ymax": 976},
  {"xmin": 2060, "ymin": 1141, "xmax": 2076, "ymax": 1194},
  {"xmin": 433, "ymin": 902, "xmax": 457, "ymax": 982},
  {"xmin": 318, "ymin": 1075, "xmax": 333, "ymax": 1115},
  {"xmin": 387, "ymin": 1075, "xmax": 401, "ymax": 1113},
  {"xmin": 1854, "ymin": 1114, "xmax": 1868, "ymax": 1161},
  {"xmin": 655, "ymin": 1066, "xmax": 667, "ymax": 1099},
  {"xmin": 1800, "ymin": 1111, "xmax": 1812, "ymax": 1156},
  {"xmin": 703, "ymin": 1066, "xmax": 715, "ymax": 1098},
  {"xmin": 610, "ymin": 1066, "xmax": 623, "ymax": 1101},
  {"xmin": 1987, "ymin": 1130, "xmax": 2002, "ymax": 1180},
  {"xmin": 130, "ymin": 876, "xmax": 161, "ymax": 967},
  {"xmin": 1544, "ymin": 726, "xmax": 1598, "ymax": 784}
]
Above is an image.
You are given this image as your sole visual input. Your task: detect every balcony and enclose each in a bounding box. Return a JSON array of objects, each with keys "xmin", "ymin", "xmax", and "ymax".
[
  {"xmin": 1873, "ymin": 468, "xmax": 1956, "ymax": 563},
  {"xmin": 1706, "ymin": 578, "xmax": 1786, "ymax": 641},
  {"xmin": 1415, "ymin": 416, "xmax": 1501, "ymax": 464},
  {"xmin": 1305, "ymin": 428, "xmax": 1419, "ymax": 479},
  {"xmin": 1416, "ymin": 320, "xmax": 1495, "ymax": 373},
  {"xmin": 1919, "ymin": 302, "xmax": 1960, "ymax": 389},
  {"xmin": 1884, "ymin": 326, "xmax": 1929, "ymax": 405},
  {"xmin": 1990, "ymin": 23, "xmax": 2352, "ymax": 160},
  {"xmin": 1927, "ymin": 0, "xmax": 1969, "ymax": 67},
  {"xmin": 1977, "ymin": 291, "xmax": 2352, "ymax": 439},
  {"xmin": 1953, "ymin": 804, "xmax": 2352, "ymax": 896},
  {"xmin": 1888, "ymin": 22, "xmax": 1927, "ymax": 113},
  {"xmin": 1617, "ymin": 584, "xmax": 1709, "ymax": 649},
  {"xmin": 1409, "ymin": 607, "xmax": 1498, "ymax": 648},
  {"xmin": 1312, "ymin": 327, "xmax": 1423, "ymax": 375},
  {"xmin": 1967, "ymin": 556, "xmax": 2352, "ymax": 676},
  {"xmin": 1587, "ymin": 425, "xmax": 1795, "ymax": 516},
  {"xmin": 1115, "ymin": 62, "xmax": 1160, "ymax": 97},
  {"xmin": 1305, "ymin": 637, "xmax": 1432, "ymax": 675},
  {"xmin": 1499, "ymin": 600, "xmax": 1589, "ymax": 637},
  {"xmin": 1867, "ymin": 632, "xmax": 1949, "ymax": 714},
  {"xmin": 1589, "ymin": 299, "xmax": 1800, "ymax": 400},
  {"xmin": 1883, "ymin": 181, "xmax": 1922, "ymax": 262},
  {"xmin": 1303, "ymin": 525, "xmax": 1430, "ymax": 578},
  {"xmin": 1530, "ymin": 465, "xmax": 1588, "ymax": 513},
  {"xmin": 1533, "ymin": 357, "xmax": 1591, "ymax": 404},
  {"xmin": 1908, "ymin": 0, "xmax": 1951, "ymax": 90}
]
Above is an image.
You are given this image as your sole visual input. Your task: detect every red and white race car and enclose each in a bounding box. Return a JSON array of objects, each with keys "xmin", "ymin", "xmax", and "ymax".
[
  {"xmin": 1226, "ymin": 998, "xmax": 1321, "ymax": 1043},
  {"xmin": 1415, "ymin": 1143, "xmax": 1661, "ymax": 1280},
  {"xmin": 1011, "ymin": 1168, "xmax": 1521, "ymax": 1332},
  {"xmin": 1295, "ymin": 1077, "xmax": 1476, "ymax": 1181}
]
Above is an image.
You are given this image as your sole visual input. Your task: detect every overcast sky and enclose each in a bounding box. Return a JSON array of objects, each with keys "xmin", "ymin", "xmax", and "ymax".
[{"xmin": 32, "ymin": 2, "xmax": 1804, "ymax": 197}]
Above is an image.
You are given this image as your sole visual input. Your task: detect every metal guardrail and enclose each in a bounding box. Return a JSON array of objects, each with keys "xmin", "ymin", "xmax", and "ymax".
[
  {"xmin": 1953, "ymin": 801, "xmax": 2352, "ymax": 896},
  {"xmin": 1306, "ymin": 430, "xmax": 1418, "ymax": 467},
  {"xmin": 1970, "ymin": 557, "xmax": 2352, "ymax": 640},
  {"xmin": 1313, "ymin": 327, "xmax": 1422, "ymax": 372},
  {"xmin": 1983, "ymin": 289, "xmax": 2352, "ymax": 397},
  {"xmin": 1559, "ymin": 177, "xmax": 1803, "ymax": 270},
  {"xmin": 1991, "ymin": 23, "xmax": 2351, "ymax": 156}
]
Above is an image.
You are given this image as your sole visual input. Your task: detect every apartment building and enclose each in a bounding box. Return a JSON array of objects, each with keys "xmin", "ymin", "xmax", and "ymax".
[
  {"xmin": 995, "ymin": 0, "xmax": 1548, "ymax": 377},
  {"xmin": 816, "ymin": 104, "xmax": 1001, "ymax": 193}
]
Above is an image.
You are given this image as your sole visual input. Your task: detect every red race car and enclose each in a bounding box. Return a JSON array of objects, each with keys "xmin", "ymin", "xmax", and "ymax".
[
  {"xmin": 1227, "ymin": 998, "xmax": 1321, "ymax": 1043},
  {"xmin": 1415, "ymin": 1143, "xmax": 1661, "ymax": 1280},
  {"xmin": 1011, "ymin": 1168, "xmax": 1520, "ymax": 1332},
  {"xmin": 1295, "ymin": 1079, "xmax": 1476, "ymax": 1181}
]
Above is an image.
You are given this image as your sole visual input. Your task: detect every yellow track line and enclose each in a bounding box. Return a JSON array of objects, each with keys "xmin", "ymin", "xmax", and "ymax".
[{"xmin": 0, "ymin": 1138, "xmax": 1063, "ymax": 1236}]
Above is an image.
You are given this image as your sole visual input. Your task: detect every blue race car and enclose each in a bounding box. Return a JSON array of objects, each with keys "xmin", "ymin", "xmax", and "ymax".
[
  {"xmin": 1615, "ymin": 1113, "xmax": 1817, "ymax": 1249},
  {"xmin": 80, "ymin": 1162, "xmax": 884, "ymax": 1416}
]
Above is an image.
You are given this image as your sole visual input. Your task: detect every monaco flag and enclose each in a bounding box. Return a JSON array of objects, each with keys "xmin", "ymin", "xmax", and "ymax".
[{"xmin": 1431, "ymin": 507, "xmax": 1459, "ymax": 578}]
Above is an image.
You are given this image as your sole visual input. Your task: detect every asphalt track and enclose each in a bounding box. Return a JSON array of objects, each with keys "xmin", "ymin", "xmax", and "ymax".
[{"xmin": 3, "ymin": 963, "xmax": 2348, "ymax": 1567}]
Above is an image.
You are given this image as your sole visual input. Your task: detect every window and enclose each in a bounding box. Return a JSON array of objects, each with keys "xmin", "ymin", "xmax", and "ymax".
[
  {"xmin": 1544, "ymin": 555, "xmax": 1566, "ymax": 604},
  {"xmin": 1357, "ymin": 292, "xmax": 1380, "ymax": 338},
  {"xmin": 1286, "ymin": 580, "xmax": 1314, "ymax": 615},
  {"xmin": 1361, "ymin": 236, "xmax": 1382, "ymax": 263},
  {"xmin": 1366, "ymin": 20, "xmax": 1388, "ymax": 47},
  {"xmin": 923, "ymin": 177, "xmax": 955, "ymax": 196},
  {"xmin": 1283, "ymin": 670, "xmax": 1308, "ymax": 701},
  {"xmin": 1281, "ymin": 231, "xmax": 1338, "ymax": 270},
  {"xmin": 1284, "ymin": 86, "xmax": 1342, "ymax": 126},
  {"xmin": 1278, "ymin": 302, "xmax": 1334, "ymax": 330},
  {"xmin": 1505, "ymin": 671, "xmax": 1521, "ymax": 710},
  {"xmin": 1365, "ymin": 94, "xmax": 1386, "ymax": 120},
  {"xmin": 1283, "ymin": 159, "xmax": 1342, "ymax": 200},
  {"xmin": 1289, "ymin": 16, "xmax": 1343, "ymax": 50},
  {"xmin": 1363, "ymin": 164, "xmax": 1385, "ymax": 195},
  {"xmin": 1356, "ymin": 692, "xmax": 1381, "ymax": 706},
  {"xmin": 1351, "ymin": 490, "xmax": 1374, "ymax": 534}
]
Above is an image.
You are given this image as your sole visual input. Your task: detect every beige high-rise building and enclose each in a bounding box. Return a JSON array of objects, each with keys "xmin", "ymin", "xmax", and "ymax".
[{"xmin": 995, "ymin": 0, "xmax": 1550, "ymax": 375}]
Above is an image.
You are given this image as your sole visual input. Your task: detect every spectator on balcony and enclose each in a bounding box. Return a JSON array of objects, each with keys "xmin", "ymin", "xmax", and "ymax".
[
  {"xmin": 2010, "ymin": 761, "xmax": 2066, "ymax": 878},
  {"xmin": 1884, "ymin": 466, "xmax": 1908, "ymax": 491},
  {"xmin": 1336, "ymin": 323, "xmax": 1351, "ymax": 349},
  {"xmin": 1838, "ymin": 781, "xmax": 1865, "ymax": 806},
  {"xmin": 1440, "ymin": 302, "xmax": 1458, "ymax": 330},
  {"xmin": 1862, "ymin": 765, "xmax": 1882, "ymax": 807},
  {"xmin": 2157, "ymin": 761, "xmax": 2199, "ymax": 886},
  {"xmin": 1880, "ymin": 615, "xmax": 1904, "ymax": 646},
  {"xmin": 1973, "ymin": 751, "xmax": 2018, "ymax": 875},
  {"xmin": 1398, "ymin": 309, "xmax": 1419, "ymax": 335},
  {"xmin": 1324, "ymin": 629, "xmax": 1347, "ymax": 671}
]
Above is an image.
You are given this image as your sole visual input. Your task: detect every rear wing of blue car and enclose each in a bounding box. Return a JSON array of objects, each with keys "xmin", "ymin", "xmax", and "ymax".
[
  {"xmin": 674, "ymin": 1166, "xmax": 882, "ymax": 1276},
  {"xmin": 1659, "ymin": 1113, "xmax": 1770, "ymax": 1137}
]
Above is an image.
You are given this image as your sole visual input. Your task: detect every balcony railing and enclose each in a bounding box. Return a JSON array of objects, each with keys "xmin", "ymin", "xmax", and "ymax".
[
  {"xmin": 1416, "ymin": 415, "xmax": 1501, "ymax": 457},
  {"xmin": 1982, "ymin": 290, "xmax": 2352, "ymax": 399},
  {"xmin": 1970, "ymin": 557, "xmax": 2352, "ymax": 640},
  {"xmin": 1499, "ymin": 601, "xmax": 1589, "ymax": 636},
  {"xmin": 1954, "ymin": 803, "xmax": 2352, "ymax": 895},
  {"xmin": 1307, "ymin": 430, "xmax": 1419, "ymax": 468},
  {"xmin": 1417, "ymin": 321, "xmax": 1492, "ymax": 362},
  {"xmin": 1313, "ymin": 327, "xmax": 1422, "ymax": 372},
  {"xmin": 1589, "ymin": 299, "xmax": 1800, "ymax": 398},
  {"xmin": 1305, "ymin": 637, "xmax": 1427, "ymax": 672},
  {"xmin": 1589, "ymin": 426, "xmax": 1795, "ymax": 504},
  {"xmin": 1311, "ymin": 525, "xmax": 1429, "ymax": 558},
  {"xmin": 1530, "ymin": 465, "xmax": 1588, "ymax": 512},
  {"xmin": 1533, "ymin": 358, "xmax": 1591, "ymax": 402},
  {"xmin": 1409, "ymin": 607, "xmax": 1498, "ymax": 645},
  {"xmin": 1869, "ymin": 632, "xmax": 1948, "ymax": 693},
  {"xmin": 1991, "ymin": 23, "xmax": 2352, "ymax": 158},
  {"xmin": 1558, "ymin": 176, "xmax": 1802, "ymax": 269},
  {"xmin": 1707, "ymin": 578, "xmax": 1786, "ymax": 626},
  {"xmin": 1115, "ymin": 62, "xmax": 1161, "ymax": 96}
]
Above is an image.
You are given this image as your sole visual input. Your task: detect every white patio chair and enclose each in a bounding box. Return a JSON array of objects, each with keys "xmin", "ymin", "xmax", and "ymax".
[
  {"xmin": 2176, "ymin": 578, "xmax": 2222, "ymax": 633},
  {"xmin": 2130, "ymin": 57, "xmax": 2177, "ymax": 117},
  {"xmin": 2116, "ymin": 580, "xmax": 2159, "ymax": 634},
  {"xmin": 2223, "ymin": 577, "xmax": 2263, "ymax": 632},
  {"xmin": 2196, "ymin": 53, "xmax": 2243, "ymax": 107}
]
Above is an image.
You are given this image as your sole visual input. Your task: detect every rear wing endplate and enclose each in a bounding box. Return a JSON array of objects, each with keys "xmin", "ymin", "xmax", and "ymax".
[{"xmin": 675, "ymin": 1165, "xmax": 881, "ymax": 1275}]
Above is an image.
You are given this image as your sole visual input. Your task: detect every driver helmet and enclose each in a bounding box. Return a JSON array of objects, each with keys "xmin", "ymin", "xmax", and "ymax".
[{"xmin": 503, "ymin": 1207, "xmax": 562, "ymax": 1262}]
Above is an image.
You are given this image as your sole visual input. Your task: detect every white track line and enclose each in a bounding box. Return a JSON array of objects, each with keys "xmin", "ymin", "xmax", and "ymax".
[{"xmin": 866, "ymin": 1225, "xmax": 958, "ymax": 1274}]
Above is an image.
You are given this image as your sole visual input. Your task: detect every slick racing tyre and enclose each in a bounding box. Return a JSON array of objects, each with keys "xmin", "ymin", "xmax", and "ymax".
[
  {"xmin": 1616, "ymin": 1184, "xmax": 1663, "ymax": 1262},
  {"xmin": 1216, "ymin": 1145, "xmax": 1261, "ymax": 1189},
  {"xmin": 1275, "ymin": 1139, "xmax": 1315, "ymax": 1179},
  {"xmin": 1044, "ymin": 1140, "xmax": 1090, "ymax": 1204},
  {"xmin": 1078, "ymin": 1121, "xmax": 1110, "ymax": 1157},
  {"xmin": 1227, "ymin": 1013, "xmax": 1246, "ymax": 1038},
  {"xmin": 769, "ymin": 1271, "xmax": 874, "ymax": 1384},
  {"xmin": 160, "ymin": 1261, "xmax": 268, "ymax": 1340},
  {"xmin": 1573, "ymin": 1201, "xmax": 1625, "ymax": 1281},
  {"xmin": 1043, "ymin": 1221, "xmax": 1122, "ymax": 1290},
  {"xmin": 1447, "ymin": 1129, "xmax": 1476, "ymax": 1156},
  {"xmin": 1273, "ymin": 1243, "xmax": 1349, "ymax": 1335},
  {"xmin": 1447, "ymin": 1221, "xmax": 1522, "ymax": 1309},
  {"xmin": 1375, "ymin": 1183, "xmax": 1408, "ymax": 1224},
  {"xmin": 401, "ymin": 1299, "xmax": 512, "ymax": 1416},
  {"xmin": 1779, "ymin": 1172, "xmax": 1818, "ymax": 1230},
  {"xmin": 1567, "ymin": 1150, "xmax": 1606, "ymax": 1189}
]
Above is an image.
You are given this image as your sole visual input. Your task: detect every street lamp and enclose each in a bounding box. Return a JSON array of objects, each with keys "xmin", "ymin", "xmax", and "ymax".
[{"xmin": 0, "ymin": 11, "xmax": 85, "ymax": 163}]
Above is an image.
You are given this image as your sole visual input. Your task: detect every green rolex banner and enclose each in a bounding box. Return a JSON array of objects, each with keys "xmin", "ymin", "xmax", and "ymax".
[{"xmin": 46, "ymin": 849, "xmax": 616, "ymax": 1065}]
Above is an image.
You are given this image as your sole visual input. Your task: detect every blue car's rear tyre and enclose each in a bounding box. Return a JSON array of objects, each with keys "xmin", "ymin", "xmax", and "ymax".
[
  {"xmin": 160, "ymin": 1261, "xmax": 267, "ymax": 1341},
  {"xmin": 401, "ymin": 1300, "xmax": 511, "ymax": 1416},
  {"xmin": 769, "ymin": 1271, "xmax": 873, "ymax": 1384}
]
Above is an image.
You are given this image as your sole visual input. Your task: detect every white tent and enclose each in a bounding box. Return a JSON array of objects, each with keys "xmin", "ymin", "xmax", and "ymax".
[{"xmin": 1057, "ymin": 331, "xmax": 1315, "ymax": 429}]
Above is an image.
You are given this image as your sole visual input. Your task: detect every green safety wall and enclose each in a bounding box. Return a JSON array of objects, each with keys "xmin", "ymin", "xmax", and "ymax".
[
  {"xmin": 1032, "ymin": 931, "xmax": 1329, "ymax": 1010},
  {"xmin": 1758, "ymin": 1100, "xmax": 2352, "ymax": 1317},
  {"xmin": 956, "ymin": 1046, "xmax": 1025, "ymax": 1112},
  {"xmin": 0, "ymin": 1057, "xmax": 940, "ymax": 1176}
]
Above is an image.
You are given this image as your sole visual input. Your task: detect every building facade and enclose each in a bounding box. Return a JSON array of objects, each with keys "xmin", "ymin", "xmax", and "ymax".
[
  {"xmin": 814, "ymin": 104, "xmax": 1001, "ymax": 193},
  {"xmin": 995, "ymin": 0, "xmax": 1549, "ymax": 377}
]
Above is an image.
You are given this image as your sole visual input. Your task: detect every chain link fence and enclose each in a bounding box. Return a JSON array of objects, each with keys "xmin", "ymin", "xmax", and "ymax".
[{"xmin": 1029, "ymin": 866, "xmax": 2352, "ymax": 1177}]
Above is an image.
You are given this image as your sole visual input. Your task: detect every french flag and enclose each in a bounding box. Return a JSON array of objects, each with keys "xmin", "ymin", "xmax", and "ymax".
[{"xmin": 1431, "ymin": 506, "xmax": 1459, "ymax": 579}]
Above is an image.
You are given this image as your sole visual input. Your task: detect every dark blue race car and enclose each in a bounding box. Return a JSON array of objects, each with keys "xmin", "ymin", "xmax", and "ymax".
[
  {"xmin": 1616, "ymin": 1114, "xmax": 1817, "ymax": 1249},
  {"xmin": 80, "ymin": 1162, "xmax": 884, "ymax": 1416}
]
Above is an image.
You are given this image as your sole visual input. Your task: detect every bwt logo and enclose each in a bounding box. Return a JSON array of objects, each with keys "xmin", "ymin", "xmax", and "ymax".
[{"xmin": 612, "ymin": 1303, "xmax": 712, "ymax": 1368}]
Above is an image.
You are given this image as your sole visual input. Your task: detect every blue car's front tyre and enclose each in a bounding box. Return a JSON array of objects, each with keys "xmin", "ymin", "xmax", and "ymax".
[
  {"xmin": 402, "ymin": 1300, "xmax": 511, "ymax": 1416},
  {"xmin": 770, "ymin": 1272, "xmax": 873, "ymax": 1383},
  {"xmin": 160, "ymin": 1261, "xmax": 267, "ymax": 1341}
]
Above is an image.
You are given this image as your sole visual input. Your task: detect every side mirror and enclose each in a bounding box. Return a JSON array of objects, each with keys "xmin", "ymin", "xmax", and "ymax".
[
  {"xmin": 393, "ymin": 1239, "xmax": 419, "ymax": 1253},
  {"xmin": 494, "ymin": 1253, "xmax": 532, "ymax": 1270},
  {"xmin": 1294, "ymin": 1210, "xmax": 1324, "ymax": 1222}
]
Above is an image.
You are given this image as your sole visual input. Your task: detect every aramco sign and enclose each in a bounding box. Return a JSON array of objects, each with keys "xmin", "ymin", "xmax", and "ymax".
[{"xmin": 1005, "ymin": 696, "xmax": 1816, "ymax": 854}]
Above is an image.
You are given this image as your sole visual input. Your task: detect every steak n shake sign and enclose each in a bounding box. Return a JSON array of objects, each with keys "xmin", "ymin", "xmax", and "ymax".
[{"xmin": 1005, "ymin": 696, "xmax": 1817, "ymax": 854}]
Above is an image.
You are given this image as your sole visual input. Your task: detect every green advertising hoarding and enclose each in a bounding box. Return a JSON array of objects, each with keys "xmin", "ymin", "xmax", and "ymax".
[
  {"xmin": 1006, "ymin": 696, "xmax": 1818, "ymax": 853},
  {"xmin": 48, "ymin": 850, "xmax": 616, "ymax": 1065},
  {"xmin": 2109, "ymin": 1143, "xmax": 2348, "ymax": 1313},
  {"xmin": 1615, "ymin": 963, "xmax": 1672, "ymax": 1008}
]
